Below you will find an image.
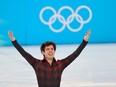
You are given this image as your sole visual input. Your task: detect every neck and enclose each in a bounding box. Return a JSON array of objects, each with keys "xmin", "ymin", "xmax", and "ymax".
[{"xmin": 46, "ymin": 58, "xmax": 53, "ymax": 66}]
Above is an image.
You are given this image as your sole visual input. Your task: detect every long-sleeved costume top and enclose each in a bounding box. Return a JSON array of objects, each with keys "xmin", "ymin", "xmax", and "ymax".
[{"xmin": 12, "ymin": 40, "xmax": 88, "ymax": 87}]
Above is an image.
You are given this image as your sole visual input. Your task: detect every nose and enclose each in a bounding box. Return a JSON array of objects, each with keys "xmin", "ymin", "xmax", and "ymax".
[
  {"xmin": 49, "ymin": 48, "xmax": 53, "ymax": 52},
  {"xmin": 49, "ymin": 49, "xmax": 52, "ymax": 52}
]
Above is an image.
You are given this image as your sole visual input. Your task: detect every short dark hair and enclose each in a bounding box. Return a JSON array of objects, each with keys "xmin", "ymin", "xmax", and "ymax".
[{"xmin": 40, "ymin": 41, "xmax": 56, "ymax": 52}]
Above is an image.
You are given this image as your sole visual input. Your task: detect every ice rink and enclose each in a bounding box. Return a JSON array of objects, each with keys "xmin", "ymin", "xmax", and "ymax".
[{"xmin": 0, "ymin": 43, "xmax": 116, "ymax": 87}]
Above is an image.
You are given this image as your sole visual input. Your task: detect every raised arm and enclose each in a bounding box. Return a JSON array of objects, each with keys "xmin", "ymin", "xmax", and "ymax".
[
  {"xmin": 8, "ymin": 31, "xmax": 37, "ymax": 67},
  {"xmin": 60, "ymin": 30, "xmax": 91, "ymax": 69}
]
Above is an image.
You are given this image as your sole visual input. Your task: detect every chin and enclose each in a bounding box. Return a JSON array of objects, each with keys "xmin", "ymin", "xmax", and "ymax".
[{"xmin": 49, "ymin": 57, "xmax": 54, "ymax": 59}]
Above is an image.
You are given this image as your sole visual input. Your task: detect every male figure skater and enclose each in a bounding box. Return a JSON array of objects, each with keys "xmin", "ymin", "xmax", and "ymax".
[{"xmin": 8, "ymin": 30, "xmax": 91, "ymax": 87}]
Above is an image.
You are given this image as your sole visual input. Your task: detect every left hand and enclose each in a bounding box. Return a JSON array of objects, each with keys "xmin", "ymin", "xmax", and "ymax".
[{"xmin": 84, "ymin": 30, "xmax": 91, "ymax": 42}]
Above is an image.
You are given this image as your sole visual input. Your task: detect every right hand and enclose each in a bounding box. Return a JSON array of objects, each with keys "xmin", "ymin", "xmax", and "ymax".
[{"xmin": 8, "ymin": 31, "xmax": 16, "ymax": 41}]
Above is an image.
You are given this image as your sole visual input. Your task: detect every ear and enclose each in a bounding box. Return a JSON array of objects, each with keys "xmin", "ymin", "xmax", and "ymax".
[{"xmin": 41, "ymin": 51, "xmax": 45, "ymax": 55}]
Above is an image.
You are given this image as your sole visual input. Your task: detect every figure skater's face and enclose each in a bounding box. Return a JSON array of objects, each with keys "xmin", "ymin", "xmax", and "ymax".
[{"xmin": 42, "ymin": 45, "xmax": 55, "ymax": 60}]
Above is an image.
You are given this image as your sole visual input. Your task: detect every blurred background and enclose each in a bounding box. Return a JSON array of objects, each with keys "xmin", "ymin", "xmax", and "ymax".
[{"xmin": 0, "ymin": 0, "xmax": 116, "ymax": 87}]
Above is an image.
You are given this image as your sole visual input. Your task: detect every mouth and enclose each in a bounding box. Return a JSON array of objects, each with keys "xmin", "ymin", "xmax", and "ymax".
[{"xmin": 48, "ymin": 53, "xmax": 53, "ymax": 56}]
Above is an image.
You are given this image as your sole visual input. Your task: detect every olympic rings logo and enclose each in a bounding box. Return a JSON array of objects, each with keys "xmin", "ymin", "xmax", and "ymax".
[{"xmin": 39, "ymin": 5, "xmax": 92, "ymax": 33}]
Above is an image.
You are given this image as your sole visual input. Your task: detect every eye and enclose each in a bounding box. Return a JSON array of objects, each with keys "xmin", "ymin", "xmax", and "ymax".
[
  {"xmin": 46, "ymin": 48, "xmax": 49, "ymax": 50},
  {"xmin": 51, "ymin": 48, "xmax": 54, "ymax": 50}
]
